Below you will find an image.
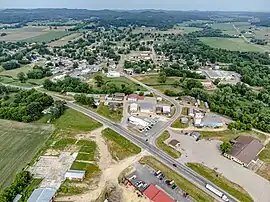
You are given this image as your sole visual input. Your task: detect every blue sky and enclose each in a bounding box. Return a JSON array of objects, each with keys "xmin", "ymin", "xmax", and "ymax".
[{"xmin": 0, "ymin": 0, "xmax": 269, "ymax": 12}]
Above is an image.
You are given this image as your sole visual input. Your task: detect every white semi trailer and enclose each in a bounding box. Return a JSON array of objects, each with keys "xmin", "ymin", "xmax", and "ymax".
[{"xmin": 205, "ymin": 184, "xmax": 229, "ymax": 201}]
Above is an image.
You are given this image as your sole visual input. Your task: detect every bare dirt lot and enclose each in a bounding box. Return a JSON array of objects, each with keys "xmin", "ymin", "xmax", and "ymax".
[{"xmin": 55, "ymin": 127, "xmax": 146, "ymax": 202}]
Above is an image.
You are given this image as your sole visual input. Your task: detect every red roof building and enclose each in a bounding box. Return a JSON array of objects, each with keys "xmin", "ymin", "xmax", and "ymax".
[
  {"xmin": 143, "ymin": 184, "xmax": 175, "ymax": 202},
  {"xmin": 127, "ymin": 94, "xmax": 144, "ymax": 101}
]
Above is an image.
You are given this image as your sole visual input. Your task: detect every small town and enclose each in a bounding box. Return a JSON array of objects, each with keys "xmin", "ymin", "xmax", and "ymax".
[{"xmin": 0, "ymin": 3, "xmax": 270, "ymax": 202}]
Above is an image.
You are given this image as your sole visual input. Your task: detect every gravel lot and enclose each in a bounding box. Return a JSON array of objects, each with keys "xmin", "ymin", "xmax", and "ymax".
[{"xmin": 168, "ymin": 130, "xmax": 270, "ymax": 202}]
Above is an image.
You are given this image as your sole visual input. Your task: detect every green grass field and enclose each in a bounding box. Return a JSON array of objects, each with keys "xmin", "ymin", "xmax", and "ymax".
[
  {"xmin": 96, "ymin": 103, "xmax": 123, "ymax": 122},
  {"xmin": 0, "ymin": 119, "xmax": 52, "ymax": 189},
  {"xmin": 257, "ymin": 143, "xmax": 270, "ymax": 181},
  {"xmin": 187, "ymin": 163, "xmax": 253, "ymax": 202},
  {"xmin": 171, "ymin": 117, "xmax": 189, "ymax": 129},
  {"xmin": 71, "ymin": 162, "xmax": 100, "ymax": 179},
  {"xmin": 199, "ymin": 129, "xmax": 266, "ymax": 142},
  {"xmin": 22, "ymin": 31, "xmax": 70, "ymax": 43},
  {"xmin": 102, "ymin": 128, "xmax": 141, "ymax": 160},
  {"xmin": 140, "ymin": 156, "xmax": 214, "ymax": 202},
  {"xmin": 133, "ymin": 75, "xmax": 183, "ymax": 93},
  {"xmin": 53, "ymin": 108, "xmax": 102, "ymax": 138},
  {"xmin": 200, "ymin": 37, "xmax": 265, "ymax": 52},
  {"xmin": 156, "ymin": 131, "xmax": 181, "ymax": 158}
]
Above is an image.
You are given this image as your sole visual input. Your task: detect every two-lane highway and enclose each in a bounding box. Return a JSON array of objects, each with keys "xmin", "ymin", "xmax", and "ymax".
[{"xmin": 65, "ymin": 101, "xmax": 238, "ymax": 202}]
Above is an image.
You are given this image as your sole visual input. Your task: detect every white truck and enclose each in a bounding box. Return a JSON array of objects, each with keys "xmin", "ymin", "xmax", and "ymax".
[{"xmin": 205, "ymin": 184, "xmax": 229, "ymax": 201}]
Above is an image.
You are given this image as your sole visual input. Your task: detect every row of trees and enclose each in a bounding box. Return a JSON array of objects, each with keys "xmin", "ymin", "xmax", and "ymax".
[
  {"xmin": 0, "ymin": 171, "xmax": 32, "ymax": 201},
  {"xmin": 74, "ymin": 94, "xmax": 95, "ymax": 106},
  {"xmin": 43, "ymin": 76, "xmax": 138, "ymax": 95}
]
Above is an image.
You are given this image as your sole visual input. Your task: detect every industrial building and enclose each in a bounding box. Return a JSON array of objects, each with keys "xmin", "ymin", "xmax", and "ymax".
[
  {"xmin": 140, "ymin": 102, "xmax": 154, "ymax": 113},
  {"xmin": 224, "ymin": 136, "xmax": 264, "ymax": 167},
  {"xmin": 64, "ymin": 170, "xmax": 85, "ymax": 181},
  {"xmin": 128, "ymin": 116, "xmax": 150, "ymax": 127},
  {"xmin": 27, "ymin": 188, "xmax": 57, "ymax": 202}
]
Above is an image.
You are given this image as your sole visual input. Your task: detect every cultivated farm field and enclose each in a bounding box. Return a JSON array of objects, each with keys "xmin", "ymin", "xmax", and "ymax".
[
  {"xmin": 48, "ymin": 33, "xmax": 81, "ymax": 47},
  {"xmin": 0, "ymin": 119, "xmax": 53, "ymax": 189},
  {"xmin": 199, "ymin": 37, "xmax": 266, "ymax": 52},
  {"xmin": 0, "ymin": 26, "xmax": 70, "ymax": 42}
]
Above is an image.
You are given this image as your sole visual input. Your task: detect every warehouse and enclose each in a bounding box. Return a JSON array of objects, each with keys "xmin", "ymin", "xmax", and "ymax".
[
  {"xmin": 27, "ymin": 188, "xmax": 57, "ymax": 202},
  {"xmin": 140, "ymin": 102, "xmax": 154, "ymax": 113}
]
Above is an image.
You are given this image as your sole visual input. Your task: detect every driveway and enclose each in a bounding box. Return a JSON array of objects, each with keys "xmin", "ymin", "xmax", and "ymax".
[{"xmin": 167, "ymin": 130, "xmax": 270, "ymax": 202}]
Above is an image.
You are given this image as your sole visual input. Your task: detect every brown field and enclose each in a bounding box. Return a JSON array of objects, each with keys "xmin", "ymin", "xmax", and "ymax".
[
  {"xmin": 0, "ymin": 26, "xmax": 72, "ymax": 42},
  {"xmin": 48, "ymin": 33, "xmax": 81, "ymax": 47}
]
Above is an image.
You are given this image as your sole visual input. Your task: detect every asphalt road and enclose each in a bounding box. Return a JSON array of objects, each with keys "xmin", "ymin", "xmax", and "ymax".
[
  {"xmin": 122, "ymin": 73, "xmax": 182, "ymax": 145},
  {"xmin": 65, "ymin": 101, "xmax": 238, "ymax": 202}
]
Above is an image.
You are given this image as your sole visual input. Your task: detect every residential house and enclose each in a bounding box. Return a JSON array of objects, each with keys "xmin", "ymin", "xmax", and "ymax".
[{"xmin": 169, "ymin": 139, "xmax": 180, "ymax": 148}]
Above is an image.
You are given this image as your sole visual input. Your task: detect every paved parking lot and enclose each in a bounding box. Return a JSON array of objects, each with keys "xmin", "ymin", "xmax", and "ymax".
[
  {"xmin": 168, "ymin": 130, "xmax": 270, "ymax": 202},
  {"xmin": 28, "ymin": 152, "xmax": 77, "ymax": 189},
  {"xmin": 126, "ymin": 163, "xmax": 193, "ymax": 202}
]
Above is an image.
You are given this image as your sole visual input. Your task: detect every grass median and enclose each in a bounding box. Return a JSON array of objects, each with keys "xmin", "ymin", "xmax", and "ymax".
[
  {"xmin": 156, "ymin": 131, "xmax": 181, "ymax": 159},
  {"xmin": 102, "ymin": 128, "xmax": 141, "ymax": 160},
  {"xmin": 139, "ymin": 156, "xmax": 215, "ymax": 202},
  {"xmin": 187, "ymin": 163, "xmax": 253, "ymax": 202}
]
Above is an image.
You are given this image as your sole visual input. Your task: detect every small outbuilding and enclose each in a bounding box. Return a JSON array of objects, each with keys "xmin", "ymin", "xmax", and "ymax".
[
  {"xmin": 191, "ymin": 132, "xmax": 201, "ymax": 141},
  {"xmin": 181, "ymin": 117, "xmax": 189, "ymax": 124},
  {"xmin": 65, "ymin": 170, "xmax": 86, "ymax": 181},
  {"xmin": 169, "ymin": 139, "xmax": 180, "ymax": 147}
]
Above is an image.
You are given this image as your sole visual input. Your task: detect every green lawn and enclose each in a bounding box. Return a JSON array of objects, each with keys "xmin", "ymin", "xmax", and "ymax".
[
  {"xmin": 140, "ymin": 156, "xmax": 214, "ymax": 202},
  {"xmin": 187, "ymin": 163, "xmax": 253, "ymax": 202},
  {"xmin": 22, "ymin": 31, "xmax": 70, "ymax": 43},
  {"xmin": 53, "ymin": 108, "xmax": 102, "ymax": 137},
  {"xmin": 71, "ymin": 162, "xmax": 100, "ymax": 179},
  {"xmin": 259, "ymin": 143, "xmax": 270, "ymax": 163},
  {"xmin": 102, "ymin": 128, "xmax": 141, "ymax": 160},
  {"xmin": 199, "ymin": 37, "xmax": 265, "ymax": 52},
  {"xmin": 181, "ymin": 107, "xmax": 188, "ymax": 115},
  {"xmin": 52, "ymin": 138, "xmax": 77, "ymax": 150},
  {"xmin": 199, "ymin": 129, "xmax": 266, "ymax": 142},
  {"xmin": 171, "ymin": 117, "xmax": 189, "ymax": 129},
  {"xmin": 58, "ymin": 180, "xmax": 87, "ymax": 196},
  {"xmin": 133, "ymin": 75, "xmax": 183, "ymax": 93},
  {"xmin": 156, "ymin": 131, "xmax": 181, "ymax": 158},
  {"xmin": 0, "ymin": 119, "xmax": 52, "ymax": 189},
  {"xmin": 96, "ymin": 103, "xmax": 123, "ymax": 123},
  {"xmin": 257, "ymin": 143, "xmax": 270, "ymax": 181}
]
